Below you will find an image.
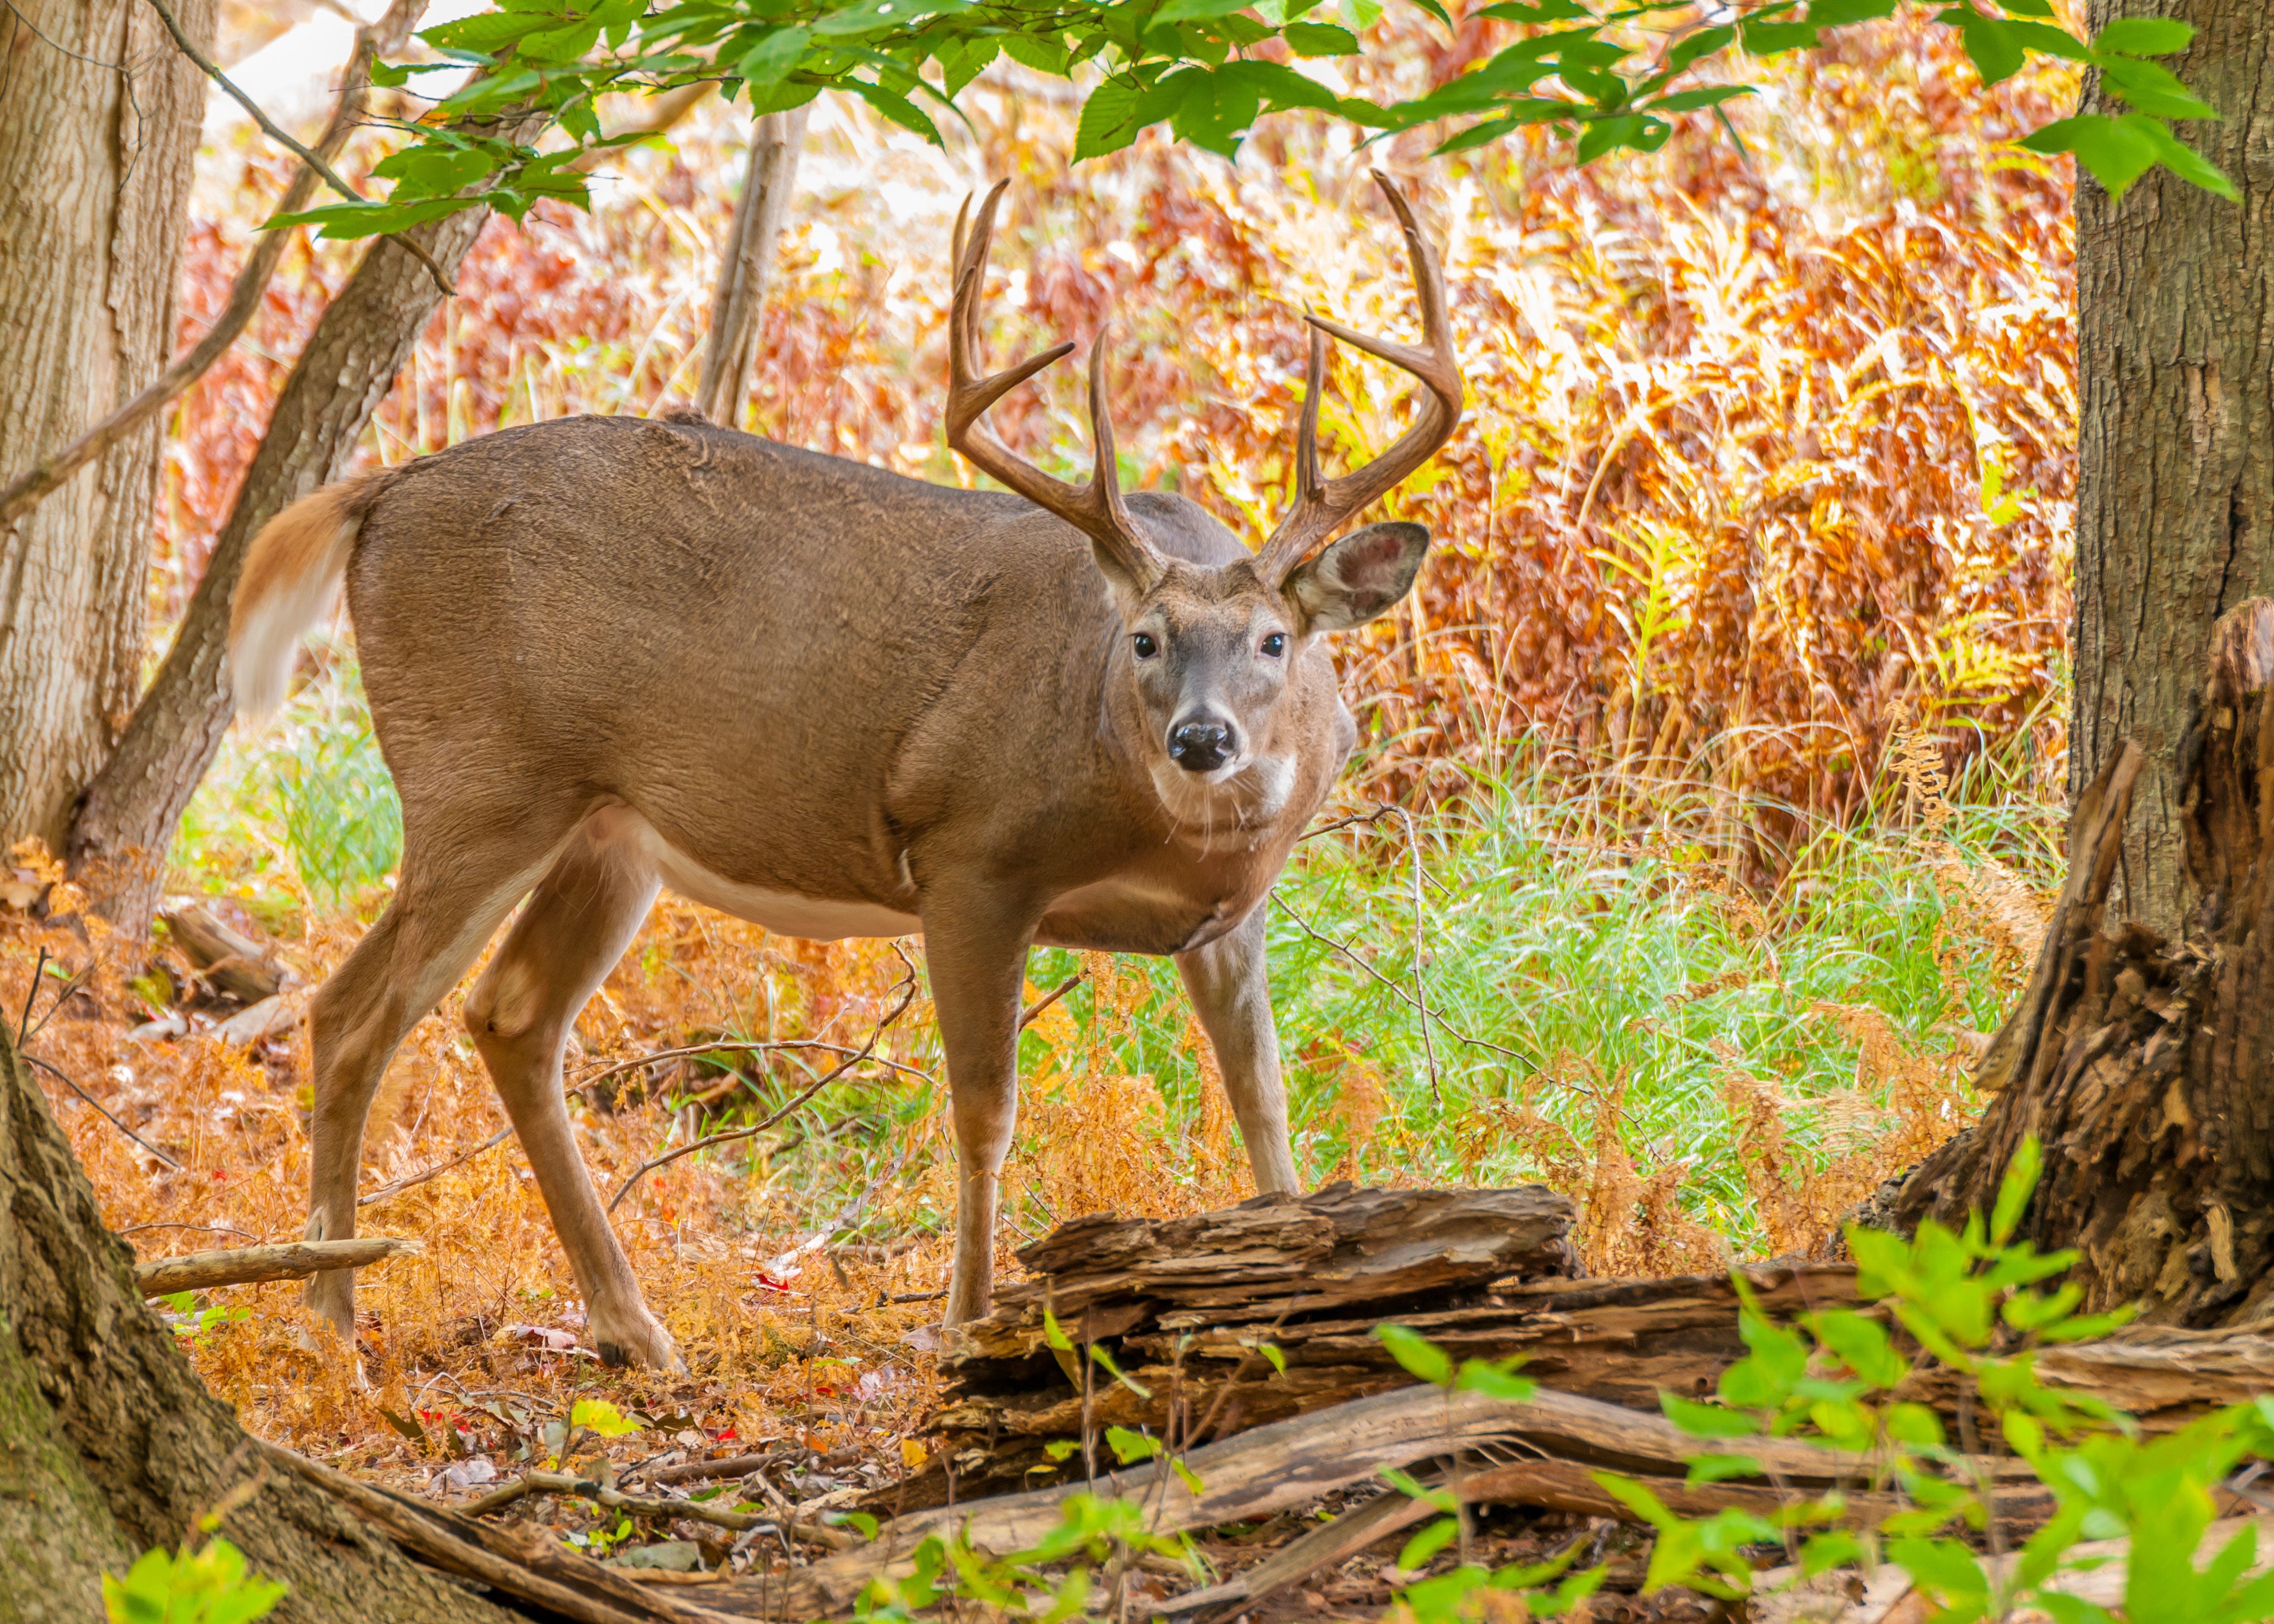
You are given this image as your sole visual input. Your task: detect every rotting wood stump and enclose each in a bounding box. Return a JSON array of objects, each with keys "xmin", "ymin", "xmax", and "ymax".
[{"xmin": 1895, "ymin": 597, "xmax": 2274, "ymax": 1324}]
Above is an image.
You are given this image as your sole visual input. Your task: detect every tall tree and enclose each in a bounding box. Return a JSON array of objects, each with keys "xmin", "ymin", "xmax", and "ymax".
[
  {"xmin": 0, "ymin": 0, "xmax": 213, "ymax": 849},
  {"xmin": 2069, "ymin": 0, "xmax": 2273, "ymax": 933}
]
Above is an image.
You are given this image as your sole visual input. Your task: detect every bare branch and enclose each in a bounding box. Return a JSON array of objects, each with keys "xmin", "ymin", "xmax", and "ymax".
[{"xmin": 140, "ymin": 0, "xmax": 457, "ymax": 297}]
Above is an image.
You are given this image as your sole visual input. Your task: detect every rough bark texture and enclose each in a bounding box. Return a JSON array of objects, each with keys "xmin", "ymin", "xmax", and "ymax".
[
  {"xmin": 0, "ymin": 1027, "xmax": 515, "ymax": 1622},
  {"xmin": 2071, "ymin": 0, "xmax": 2274, "ymax": 932},
  {"xmin": 1900, "ymin": 599, "xmax": 2274, "ymax": 1323},
  {"xmin": 66, "ymin": 200, "xmax": 503, "ymax": 932},
  {"xmin": 0, "ymin": 0, "xmax": 213, "ymax": 850}
]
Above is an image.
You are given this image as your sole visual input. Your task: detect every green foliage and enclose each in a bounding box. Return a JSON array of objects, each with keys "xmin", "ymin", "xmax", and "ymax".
[
  {"xmin": 159, "ymin": 1291, "xmax": 252, "ymax": 1349},
  {"xmin": 851, "ymin": 1493, "xmax": 1201, "ymax": 1620},
  {"xmin": 104, "ymin": 1540, "xmax": 287, "ymax": 1624},
  {"xmin": 1616, "ymin": 1139, "xmax": 2274, "ymax": 1620},
  {"xmin": 569, "ymin": 1397, "xmax": 644, "ymax": 1437},
  {"xmin": 278, "ymin": 0, "xmax": 2228, "ymax": 243}
]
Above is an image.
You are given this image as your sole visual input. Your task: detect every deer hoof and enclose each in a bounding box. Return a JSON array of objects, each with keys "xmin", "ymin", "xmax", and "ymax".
[{"xmin": 592, "ymin": 1307, "xmax": 686, "ymax": 1373}]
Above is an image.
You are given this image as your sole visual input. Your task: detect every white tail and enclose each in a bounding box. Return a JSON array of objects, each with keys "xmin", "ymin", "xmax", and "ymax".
[{"xmin": 229, "ymin": 469, "xmax": 392, "ymax": 721}]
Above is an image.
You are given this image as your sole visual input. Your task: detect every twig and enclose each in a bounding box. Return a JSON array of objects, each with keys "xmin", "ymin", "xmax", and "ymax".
[
  {"xmin": 1268, "ymin": 894, "xmax": 1538, "ymax": 1075},
  {"xmin": 118, "ymin": 1220, "xmax": 261, "ymax": 1241},
  {"xmin": 21, "ymin": 1052, "xmax": 184, "ymax": 1170},
  {"xmin": 607, "ymin": 945, "xmax": 919, "ymax": 1213},
  {"xmin": 140, "ymin": 0, "xmax": 457, "ymax": 298},
  {"xmin": 576, "ymin": 1036, "xmax": 932, "ymax": 1098},
  {"xmin": 455, "ymin": 1469, "xmax": 862, "ymax": 1549},
  {"xmin": 1017, "ymin": 971, "xmax": 1086, "ymax": 1030},
  {"xmin": 359, "ymin": 1125, "xmax": 513, "ymax": 1208},
  {"xmin": 15, "ymin": 945, "xmax": 46, "ymax": 1045},
  {"xmin": 1377, "ymin": 805, "xmax": 1443, "ymax": 1107}
]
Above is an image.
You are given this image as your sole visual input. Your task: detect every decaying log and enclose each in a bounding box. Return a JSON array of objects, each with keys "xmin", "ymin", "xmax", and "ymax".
[
  {"xmin": 1897, "ymin": 598, "xmax": 2274, "ymax": 1324},
  {"xmin": 931, "ymin": 1222, "xmax": 1852, "ymax": 1503},
  {"xmin": 159, "ymin": 900, "xmax": 287, "ymax": 1004},
  {"xmin": 798, "ymin": 1380, "xmax": 2035, "ymax": 1616},
  {"xmin": 134, "ymin": 1236, "xmax": 419, "ymax": 1296}
]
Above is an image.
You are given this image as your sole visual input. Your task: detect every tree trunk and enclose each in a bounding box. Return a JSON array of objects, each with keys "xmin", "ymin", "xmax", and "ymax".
[
  {"xmin": 2069, "ymin": 0, "xmax": 2274, "ymax": 933},
  {"xmin": 66, "ymin": 204, "xmax": 500, "ymax": 934},
  {"xmin": 0, "ymin": 1026, "xmax": 515, "ymax": 1622},
  {"xmin": 0, "ymin": 0, "xmax": 213, "ymax": 851},
  {"xmin": 1897, "ymin": 598, "xmax": 2274, "ymax": 1323},
  {"xmin": 691, "ymin": 105, "xmax": 809, "ymax": 426}
]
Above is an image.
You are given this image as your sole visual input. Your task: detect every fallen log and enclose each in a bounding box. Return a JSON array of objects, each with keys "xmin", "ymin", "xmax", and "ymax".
[
  {"xmin": 134, "ymin": 1236, "xmax": 419, "ymax": 1296},
  {"xmin": 159, "ymin": 900, "xmax": 288, "ymax": 1004},
  {"xmin": 794, "ymin": 1379, "xmax": 2034, "ymax": 1616}
]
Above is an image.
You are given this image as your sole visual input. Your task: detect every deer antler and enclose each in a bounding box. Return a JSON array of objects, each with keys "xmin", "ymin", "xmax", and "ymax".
[
  {"xmin": 947, "ymin": 182, "xmax": 1163, "ymax": 590},
  {"xmin": 1255, "ymin": 171, "xmax": 1465, "ymax": 586}
]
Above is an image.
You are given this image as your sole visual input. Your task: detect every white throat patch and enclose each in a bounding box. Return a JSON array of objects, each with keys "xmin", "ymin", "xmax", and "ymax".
[{"xmin": 1146, "ymin": 753, "xmax": 1295, "ymax": 848}]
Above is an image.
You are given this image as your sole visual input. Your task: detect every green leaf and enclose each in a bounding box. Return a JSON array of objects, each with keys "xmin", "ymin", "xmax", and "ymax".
[
  {"xmin": 1105, "ymin": 1426, "xmax": 1161, "ymax": 1465},
  {"xmin": 1283, "ymin": 20, "xmax": 1359, "ymax": 53},
  {"xmin": 1454, "ymin": 1358, "xmax": 1535, "ymax": 1401},
  {"xmin": 379, "ymin": 1408, "xmax": 429, "ymax": 1446},
  {"xmin": 1043, "ymin": 1438, "xmax": 1080, "ymax": 1461},
  {"xmin": 1397, "ymin": 1516, "xmax": 1461, "ymax": 1572},
  {"xmin": 1256, "ymin": 1341, "xmax": 1288, "ymax": 1375},
  {"xmin": 1685, "ymin": 1454, "xmax": 1766, "ymax": 1485},
  {"xmin": 1942, "ymin": 6, "xmax": 2025, "ymax": 86},
  {"xmin": 1740, "ymin": 18, "xmax": 1818, "ymax": 54},
  {"xmin": 1088, "ymin": 1343, "xmax": 1153, "ymax": 1399},
  {"xmin": 1473, "ymin": 0, "xmax": 1592, "ymax": 18},
  {"xmin": 1073, "ymin": 77, "xmax": 1143, "ymax": 159},
  {"xmin": 1663, "ymin": 23, "xmax": 1733, "ymax": 72},
  {"xmin": 735, "ymin": 26, "xmax": 810, "ymax": 86},
  {"xmin": 1380, "ymin": 1465, "xmax": 1458, "ymax": 1511},
  {"xmin": 1154, "ymin": 0, "xmax": 1253, "ymax": 21},
  {"xmin": 1890, "ymin": 1537, "xmax": 1991, "ymax": 1600},
  {"xmin": 1662, "ymin": 1394, "xmax": 1760, "ymax": 1438},
  {"xmin": 2092, "ymin": 16, "xmax": 2191, "ymax": 56},
  {"xmin": 2020, "ymin": 113, "xmax": 2159, "ymax": 196},
  {"xmin": 1377, "ymin": 1324, "xmax": 1454, "ymax": 1387},
  {"xmin": 1808, "ymin": 0, "xmax": 1897, "ymax": 22},
  {"xmin": 1990, "ymin": 1140, "xmax": 2039, "ymax": 1246},
  {"xmin": 2125, "ymin": 113, "xmax": 2238, "ymax": 199},
  {"xmin": 2097, "ymin": 56, "xmax": 2215, "ymax": 120}
]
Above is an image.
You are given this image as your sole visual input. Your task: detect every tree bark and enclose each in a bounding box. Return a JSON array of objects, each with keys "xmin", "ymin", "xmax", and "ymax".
[
  {"xmin": 0, "ymin": 0, "xmax": 213, "ymax": 851},
  {"xmin": 66, "ymin": 180, "xmax": 515, "ymax": 933},
  {"xmin": 2070, "ymin": 0, "xmax": 2274, "ymax": 932},
  {"xmin": 1900, "ymin": 599, "xmax": 2274, "ymax": 1323},
  {"xmin": 0, "ymin": 1, "xmax": 425, "ymax": 534},
  {"xmin": 691, "ymin": 105, "xmax": 809, "ymax": 426},
  {"xmin": 0, "ymin": 1029, "xmax": 515, "ymax": 1622}
]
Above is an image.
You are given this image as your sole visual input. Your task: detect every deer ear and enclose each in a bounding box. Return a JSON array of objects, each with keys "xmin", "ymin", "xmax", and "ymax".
[{"xmin": 1283, "ymin": 522, "xmax": 1429, "ymax": 633}]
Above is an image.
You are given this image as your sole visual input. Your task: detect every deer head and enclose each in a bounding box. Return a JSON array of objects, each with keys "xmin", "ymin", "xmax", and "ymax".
[{"xmin": 947, "ymin": 172, "xmax": 1463, "ymax": 807}]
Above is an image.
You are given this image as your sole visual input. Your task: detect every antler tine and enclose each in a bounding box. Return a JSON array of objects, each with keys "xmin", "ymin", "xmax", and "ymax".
[
  {"xmin": 1257, "ymin": 169, "xmax": 1466, "ymax": 586},
  {"xmin": 943, "ymin": 182, "xmax": 1160, "ymax": 588}
]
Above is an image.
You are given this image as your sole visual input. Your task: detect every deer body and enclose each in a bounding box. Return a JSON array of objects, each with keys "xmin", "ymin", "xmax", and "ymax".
[{"xmin": 235, "ymin": 175, "xmax": 1459, "ymax": 1369}]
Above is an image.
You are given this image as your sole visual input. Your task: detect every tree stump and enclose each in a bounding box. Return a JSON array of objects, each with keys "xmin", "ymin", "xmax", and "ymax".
[{"xmin": 1896, "ymin": 598, "xmax": 2274, "ymax": 1324}]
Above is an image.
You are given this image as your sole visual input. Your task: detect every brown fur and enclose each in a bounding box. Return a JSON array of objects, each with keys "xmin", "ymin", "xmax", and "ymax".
[{"xmin": 252, "ymin": 410, "xmax": 1435, "ymax": 1371}]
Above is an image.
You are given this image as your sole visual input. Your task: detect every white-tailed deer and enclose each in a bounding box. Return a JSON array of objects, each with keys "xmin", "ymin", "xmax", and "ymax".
[{"xmin": 229, "ymin": 172, "xmax": 1462, "ymax": 1369}]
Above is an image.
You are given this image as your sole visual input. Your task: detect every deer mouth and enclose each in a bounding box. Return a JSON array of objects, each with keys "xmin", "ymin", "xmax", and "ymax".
[{"xmin": 1146, "ymin": 752, "xmax": 1294, "ymax": 839}]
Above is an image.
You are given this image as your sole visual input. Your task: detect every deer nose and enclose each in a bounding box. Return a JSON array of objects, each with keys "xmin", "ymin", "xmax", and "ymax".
[{"xmin": 1169, "ymin": 717, "xmax": 1236, "ymax": 773}]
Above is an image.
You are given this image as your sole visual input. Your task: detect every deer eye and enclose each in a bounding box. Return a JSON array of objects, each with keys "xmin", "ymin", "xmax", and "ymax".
[
  {"xmin": 1261, "ymin": 633, "xmax": 1287, "ymax": 658},
  {"xmin": 1133, "ymin": 633, "xmax": 1159, "ymax": 659}
]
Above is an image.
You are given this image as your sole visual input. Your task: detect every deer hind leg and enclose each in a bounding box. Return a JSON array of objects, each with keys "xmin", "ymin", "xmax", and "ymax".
[
  {"xmin": 461, "ymin": 814, "xmax": 678, "ymax": 1371},
  {"xmin": 1175, "ymin": 905, "xmax": 1298, "ymax": 1195},
  {"xmin": 304, "ymin": 842, "xmax": 541, "ymax": 1344},
  {"xmin": 922, "ymin": 893, "xmax": 1038, "ymax": 1327}
]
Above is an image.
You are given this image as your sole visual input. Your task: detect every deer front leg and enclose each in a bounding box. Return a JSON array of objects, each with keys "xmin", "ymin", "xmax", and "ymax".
[
  {"xmin": 922, "ymin": 892, "xmax": 1037, "ymax": 1327},
  {"xmin": 1175, "ymin": 904, "xmax": 1298, "ymax": 1194}
]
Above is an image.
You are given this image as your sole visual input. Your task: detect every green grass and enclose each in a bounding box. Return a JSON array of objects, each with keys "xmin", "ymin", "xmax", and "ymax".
[
  {"xmin": 179, "ymin": 660, "xmax": 2061, "ymax": 1258},
  {"xmin": 173, "ymin": 640, "xmax": 401, "ymax": 929}
]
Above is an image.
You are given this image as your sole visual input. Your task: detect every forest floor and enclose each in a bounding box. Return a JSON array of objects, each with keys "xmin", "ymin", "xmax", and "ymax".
[{"xmin": 1, "ymin": 718, "xmax": 2055, "ymax": 1603}]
